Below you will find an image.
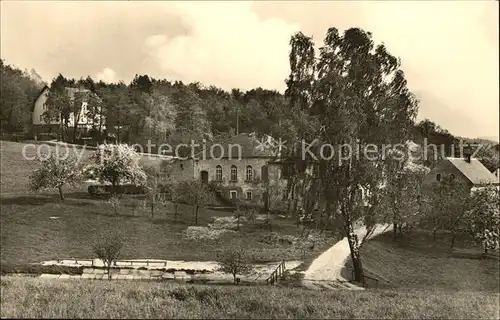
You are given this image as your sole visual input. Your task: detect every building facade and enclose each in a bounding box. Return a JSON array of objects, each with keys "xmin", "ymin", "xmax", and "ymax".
[{"xmin": 169, "ymin": 133, "xmax": 287, "ymax": 207}]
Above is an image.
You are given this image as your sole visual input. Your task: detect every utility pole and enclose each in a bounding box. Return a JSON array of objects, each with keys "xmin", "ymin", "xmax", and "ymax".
[{"xmin": 236, "ymin": 104, "xmax": 239, "ymax": 136}]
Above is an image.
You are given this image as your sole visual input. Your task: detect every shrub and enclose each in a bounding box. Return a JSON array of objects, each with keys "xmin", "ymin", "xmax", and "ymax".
[
  {"xmin": 217, "ymin": 247, "xmax": 252, "ymax": 285},
  {"xmin": 92, "ymin": 230, "xmax": 124, "ymax": 280}
]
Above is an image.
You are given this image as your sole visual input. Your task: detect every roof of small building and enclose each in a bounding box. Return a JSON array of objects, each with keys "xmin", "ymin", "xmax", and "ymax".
[
  {"xmin": 446, "ymin": 157, "xmax": 499, "ymax": 186},
  {"xmin": 32, "ymin": 86, "xmax": 97, "ymax": 112}
]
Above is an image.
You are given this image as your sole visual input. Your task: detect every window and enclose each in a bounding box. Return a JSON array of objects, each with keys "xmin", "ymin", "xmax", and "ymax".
[
  {"xmin": 180, "ymin": 164, "xmax": 184, "ymax": 171},
  {"xmin": 450, "ymin": 173, "xmax": 455, "ymax": 181},
  {"xmin": 436, "ymin": 174, "xmax": 441, "ymax": 182},
  {"xmin": 230, "ymin": 190, "xmax": 238, "ymax": 199},
  {"xmin": 230, "ymin": 165, "xmax": 238, "ymax": 181},
  {"xmin": 246, "ymin": 165, "xmax": 253, "ymax": 181},
  {"xmin": 215, "ymin": 165, "xmax": 223, "ymax": 181},
  {"xmin": 246, "ymin": 191, "xmax": 252, "ymax": 200}
]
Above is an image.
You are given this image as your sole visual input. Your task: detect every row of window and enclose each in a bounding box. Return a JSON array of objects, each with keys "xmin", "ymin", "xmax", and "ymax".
[
  {"xmin": 229, "ymin": 190, "xmax": 252, "ymax": 200},
  {"xmin": 215, "ymin": 165, "xmax": 254, "ymax": 182}
]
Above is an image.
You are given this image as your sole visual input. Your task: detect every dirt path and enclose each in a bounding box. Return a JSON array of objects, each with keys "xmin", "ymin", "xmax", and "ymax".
[{"xmin": 301, "ymin": 223, "xmax": 392, "ymax": 290}]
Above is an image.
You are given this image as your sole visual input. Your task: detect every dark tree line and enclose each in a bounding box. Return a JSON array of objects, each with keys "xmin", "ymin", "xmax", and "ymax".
[{"xmin": 1, "ymin": 55, "xmax": 497, "ymax": 170}]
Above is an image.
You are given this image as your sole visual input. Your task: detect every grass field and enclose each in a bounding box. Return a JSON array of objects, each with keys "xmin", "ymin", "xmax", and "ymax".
[
  {"xmin": 343, "ymin": 230, "xmax": 500, "ymax": 292},
  {"xmin": 0, "ymin": 141, "xmax": 334, "ymax": 267},
  {"xmin": 0, "ymin": 140, "xmax": 93, "ymax": 195},
  {"xmin": 2, "ymin": 140, "xmax": 500, "ymax": 319},
  {"xmin": 1, "ymin": 277, "xmax": 499, "ymax": 319}
]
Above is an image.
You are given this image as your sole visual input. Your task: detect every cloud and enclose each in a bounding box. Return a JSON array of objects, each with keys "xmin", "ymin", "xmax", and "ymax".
[
  {"xmin": 0, "ymin": 1, "xmax": 189, "ymax": 83},
  {"xmin": 252, "ymin": 1, "xmax": 499, "ymax": 138},
  {"xmin": 95, "ymin": 68, "xmax": 117, "ymax": 84},
  {"xmin": 144, "ymin": 2, "xmax": 300, "ymax": 91}
]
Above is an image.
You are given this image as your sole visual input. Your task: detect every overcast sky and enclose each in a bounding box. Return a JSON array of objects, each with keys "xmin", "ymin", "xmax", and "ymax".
[{"xmin": 1, "ymin": 1, "xmax": 498, "ymax": 140}]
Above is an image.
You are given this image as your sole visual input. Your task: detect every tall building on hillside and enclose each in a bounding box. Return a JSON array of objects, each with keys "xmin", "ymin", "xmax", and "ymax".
[{"xmin": 31, "ymin": 85, "xmax": 105, "ymax": 138}]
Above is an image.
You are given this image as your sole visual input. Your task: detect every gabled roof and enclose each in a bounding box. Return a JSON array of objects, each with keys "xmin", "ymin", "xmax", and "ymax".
[
  {"xmin": 31, "ymin": 85, "xmax": 50, "ymax": 111},
  {"xmin": 32, "ymin": 86, "xmax": 98, "ymax": 112},
  {"xmin": 446, "ymin": 157, "xmax": 499, "ymax": 186},
  {"xmin": 192, "ymin": 133, "xmax": 280, "ymax": 160}
]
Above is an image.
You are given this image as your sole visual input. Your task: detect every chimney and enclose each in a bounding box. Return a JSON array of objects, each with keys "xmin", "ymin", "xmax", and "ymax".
[{"xmin": 463, "ymin": 144, "xmax": 472, "ymax": 163}]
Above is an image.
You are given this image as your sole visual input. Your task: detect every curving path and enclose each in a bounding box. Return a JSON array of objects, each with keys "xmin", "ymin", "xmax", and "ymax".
[{"xmin": 301, "ymin": 223, "xmax": 392, "ymax": 290}]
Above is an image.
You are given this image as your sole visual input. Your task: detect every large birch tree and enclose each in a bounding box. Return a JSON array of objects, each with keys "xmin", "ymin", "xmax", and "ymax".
[{"xmin": 285, "ymin": 28, "xmax": 419, "ymax": 282}]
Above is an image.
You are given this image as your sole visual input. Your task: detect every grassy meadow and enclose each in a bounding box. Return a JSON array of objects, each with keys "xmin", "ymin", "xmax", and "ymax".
[
  {"xmin": 1, "ymin": 277, "xmax": 499, "ymax": 319},
  {"xmin": 2, "ymin": 140, "xmax": 500, "ymax": 319},
  {"xmin": 343, "ymin": 230, "xmax": 500, "ymax": 292},
  {"xmin": 0, "ymin": 141, "xmax": 334, "ymax": 268}
]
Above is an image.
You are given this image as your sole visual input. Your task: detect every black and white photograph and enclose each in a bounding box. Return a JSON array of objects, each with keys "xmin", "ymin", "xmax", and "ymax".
[{"xmin": 0, "ymin": 0, "xmax": 499, "ymax": 319}]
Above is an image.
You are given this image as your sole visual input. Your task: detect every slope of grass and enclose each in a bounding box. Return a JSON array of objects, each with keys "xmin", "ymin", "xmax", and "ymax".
[
  {"xmin": 0, "ymin": 141, "xmax": 92, "ymax": 194},
  {"xmin": 1, "ymin": 191, "xmax": 333, "ymax": 266},
  {"xmin": 1, "ymin": 277, "xmax": 498, "ymax": 319},
  {"xmin": 344, "ymin": 230, "xmax": 500, "ymax": 292},
  {"xmin": 1, "ymin": 141, "xmax": 334, "ymax": 266}
]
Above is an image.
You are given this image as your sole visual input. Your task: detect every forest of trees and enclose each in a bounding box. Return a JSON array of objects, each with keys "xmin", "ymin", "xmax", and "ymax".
[{"xmin": 0, "ymin": 53, "xmax": 498, "ymax": 170}]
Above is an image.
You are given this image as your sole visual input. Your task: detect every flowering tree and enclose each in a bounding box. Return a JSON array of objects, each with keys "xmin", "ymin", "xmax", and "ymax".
[
  {"xmin": 469, "ymin": 187, "xmax": 500, "ymax": 255},
  {"xmin": 29, "ymin": 152, "xmax": 82, "ymax": 200},
  {"xmin": 85, "ymin": 144, "xmax": 147, "ymax": 193}
]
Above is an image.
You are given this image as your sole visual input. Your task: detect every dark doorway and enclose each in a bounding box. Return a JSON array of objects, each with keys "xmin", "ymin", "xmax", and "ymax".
[
  {"xmin": 263, "ymin": 192, "xmax": 269, "ymax": 212},
  {"xmin": 261, "ymin": 165, "xmax": 269, "ymax": 182},
  {"xmin": 201, "ymin": 170, "xmax": 209, "ymax": 184}
]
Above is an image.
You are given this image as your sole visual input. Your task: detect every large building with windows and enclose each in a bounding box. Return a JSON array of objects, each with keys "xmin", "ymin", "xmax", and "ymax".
[{"xmin": 169, "ymin": 133, "xmax": 287, "ymax": 206}]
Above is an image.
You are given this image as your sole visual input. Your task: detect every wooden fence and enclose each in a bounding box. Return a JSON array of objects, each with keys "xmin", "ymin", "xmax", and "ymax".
[{"xmin": 265, "ymin": 260, "xmax": 286, "ymax": 285}]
